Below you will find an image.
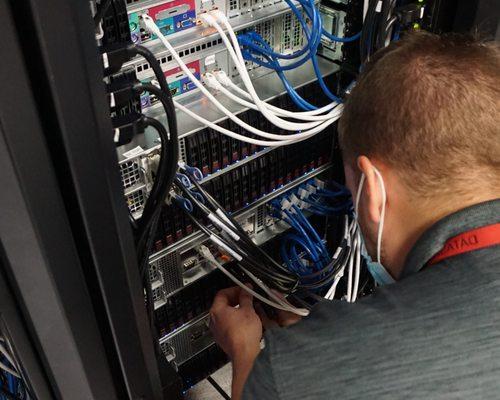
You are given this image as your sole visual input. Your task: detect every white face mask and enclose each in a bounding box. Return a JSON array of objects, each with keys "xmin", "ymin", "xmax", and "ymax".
[{"xmin": 354, "ymin": 167, "xmax": 395, "ymax": 286}]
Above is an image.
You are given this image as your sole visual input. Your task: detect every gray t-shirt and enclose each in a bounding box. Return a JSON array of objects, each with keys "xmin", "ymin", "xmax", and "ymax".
[{"xmin": 243, "ymin": 200, "xmax": 500, "ymax": 400}]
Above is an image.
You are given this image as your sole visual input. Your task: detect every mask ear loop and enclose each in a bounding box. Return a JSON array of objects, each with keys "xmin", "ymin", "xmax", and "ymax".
[
  {"xmin": 354, "ymin": 167, "xmax": 386, "ymax": 264},
  {"xmin": 372, "ymin": 168, "xmax": 386, "ymax": 264}
]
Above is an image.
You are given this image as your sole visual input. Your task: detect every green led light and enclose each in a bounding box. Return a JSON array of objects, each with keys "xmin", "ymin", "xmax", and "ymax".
[{"xmin": 413, "ymin": 22, "xmax": 421, "ymax": 29}]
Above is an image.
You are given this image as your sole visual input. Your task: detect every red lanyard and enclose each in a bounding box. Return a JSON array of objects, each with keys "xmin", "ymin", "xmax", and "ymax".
[{"xmin": 428, "ymin": 223, "xmax": 500, "ymax": 265}]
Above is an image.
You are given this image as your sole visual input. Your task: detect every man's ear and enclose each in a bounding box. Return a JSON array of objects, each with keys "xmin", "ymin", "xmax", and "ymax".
[{"xmin": 357, "ymin": 156, "xmax": 383, "ymax": 225}]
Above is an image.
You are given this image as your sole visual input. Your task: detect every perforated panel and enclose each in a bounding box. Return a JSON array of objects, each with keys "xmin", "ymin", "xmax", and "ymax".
[
  {"xmin": 126, "ymin": 189, "xmax": 146, "ymax": 213},
  {"xmin": 161, "ymin": 316, "xmax": 212, "ymax": 366},
  {"xmin": 120, "ymin": 159, "xmax": 142, "ymax": 189},
  {"xmin": 150, "ymin": 252, "xmax": 183, "ymax": 294},
  {"xmin": 179, "ymin": 137, "xmax": 187, "ymax": 163}
]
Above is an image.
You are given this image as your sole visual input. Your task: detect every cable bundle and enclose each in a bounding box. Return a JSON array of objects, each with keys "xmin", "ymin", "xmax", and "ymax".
[
  {"xmin": 0, "ymin": 336, "xmax": 32, "ymax": 399},
  {"xmin": 237, "ymin": 0, "xmax": 361, "ymax": 110},
  {"xmin": 141, "ymin": 12, "xmax": 344, "ymax": 147},
  {"xmin": 170, "ymin": 166, "xmax": 310, "ymax": 316},
  {"xmin": 267, "ymin": 179, "xmax": 354, "ymax": 297}
]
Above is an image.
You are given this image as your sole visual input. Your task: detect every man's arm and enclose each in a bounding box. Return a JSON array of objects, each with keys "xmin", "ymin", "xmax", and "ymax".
[{"xmin": 209, "ymin": 287, "xmax": 262, "ymax": 400}]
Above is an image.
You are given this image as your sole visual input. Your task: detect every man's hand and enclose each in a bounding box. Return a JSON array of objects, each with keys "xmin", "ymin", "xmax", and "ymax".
[
  {"xmin": 209, "ymin": 286, "xmax": 262, "ymax": 361},
  {"xmin": 209, "ymin": 286, "xmax": 262, "ymax": 400}
]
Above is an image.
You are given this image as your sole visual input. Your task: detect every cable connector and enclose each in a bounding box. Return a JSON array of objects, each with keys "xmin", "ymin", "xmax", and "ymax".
[
  {"xmin": 396, "ymin": 3, "xmax": 425, "ymax": 26},
  {"xmin": 199, "ymin": 245, "xmax": 217, "ymax": 263},
  {"xmin": 202, "ymin": 72, "xmax": 222, "ymax": 90},
  {"xmin": 176, "ymin": 173, "xmax": 191, "ymax": 188},
  {"xmin": 314, "ymin": 178, "xmax": 325, "ymax": 189},
  {"xmin": 297, "ymin": 187, "xmax": 309, "ymax": 200},
  {"xmin": 208, "ymin": 8, "xmax": 225, "ymax": 22},
  {"xmin": 172, "ymin": 194, "xmax": 193, "ymax": 212},
  {"xmin": 280, "ymin": 197, "xmax": 293, "ymax": 211},
  {"xmin": 213, "ymin": 70, "xmax": 232, "ymax": 87},
  {"xmin": 198, "ymin": 12, "xmax": 216, "ymax": 27},
  {"xmin": 178, "ymin": 162, "xmax": 203, "ymax": 181}
]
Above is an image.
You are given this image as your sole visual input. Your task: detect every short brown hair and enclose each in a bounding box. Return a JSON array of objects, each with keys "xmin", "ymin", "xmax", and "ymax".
[{"xmin": 339, "ymin": 32, "xmax": 500, "ymax": 197}]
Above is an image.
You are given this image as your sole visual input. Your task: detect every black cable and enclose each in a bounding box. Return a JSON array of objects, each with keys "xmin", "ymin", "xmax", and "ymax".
[
  {"xmin": 174, "ymin": 180, "xmax": 299, "ymax": 289},
  {"xmin": 136, "ymin": 115, "xmax": 176, "ymax": 263},
  {"xmin": 179, "ymin": 206, "xmax": 296, "ymax": 292},
  {"xmin": 360, "ymin": 0, "xmax": 379, "ymax": 63},
  {"xmin": 207, "ymin": 376, "xmax": 231, "ymax": 400},
  {"xmin": 93, "ymin": 0, "xmax": 113, "ymax": 28},
  {"xmin": 134, "ymin": 84, "xmax": 178, "ymax": 251},
  {"xmin": 183, "ymin": 172, "xmax": 298, "ymax": 283},
  {"xmin": 140, "ymin": 211, "xmax": 163, "ymax": 353},
  {"xmin": 128, "ymin": 45, "xmax": 171, "ymax": 96}
]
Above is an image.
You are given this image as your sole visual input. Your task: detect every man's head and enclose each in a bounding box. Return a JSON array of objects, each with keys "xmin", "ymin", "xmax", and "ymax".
[{"xmin": 339, "ymin": 32, "xmax": 500, "ymax": 278}]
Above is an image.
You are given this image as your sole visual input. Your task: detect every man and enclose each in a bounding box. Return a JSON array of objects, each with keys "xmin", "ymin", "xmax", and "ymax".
[{"xmin": 209, "ymin": 32, "xmax": 500, "ymax": 400}]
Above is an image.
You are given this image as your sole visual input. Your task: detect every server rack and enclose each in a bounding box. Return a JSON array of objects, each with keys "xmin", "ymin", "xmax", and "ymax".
[{"xmin": 0, "ymin": 0, "xmax": 495, "ymax": 399}]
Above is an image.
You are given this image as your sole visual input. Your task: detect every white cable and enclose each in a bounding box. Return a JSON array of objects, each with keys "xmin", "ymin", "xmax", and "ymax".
[
  {"xmin": 201, "ymin": 12, "xmax": 329, "ymax": 131},
  {"xmin": 351, "ymin": 230, "xmax": 362, "ymax": 302},
  {"xmin": 200, "ymin": 246, "xmax": 309, "ymax": 316},
  {"xmin": 211, "ymin": 11, "xmax": 340, "ymax": 120},
  {"xmin": 174, "ymin": 101, "xmax": 305, "ymax": 146},
  {"xmin": 0, "ymin": 361, "xmax": 20, "ymax": 378},
  {"xmin": 346, "ymin": 235, "xmax": 357, "ymax": 302},
  {"xmin": 143, "ymin": 14, "xmax": 340, "ymax": 143},
  {"xmin": 239, "ymin": 266, "xmax": 309, "ymax": 315},
  {"xmin": 217, "ymin": 73, "xmax": 338, "ymax": 121},
  {"xmin": 207, "ymin": 73, "xmax": 339, "ymax": 123},
  {"xmin": 206, "ymin": 12, "xmax": 343, "ymax": 132},
  {"xmin": 0, "ymin": 344, "xmax": 17, "ymax": 372}
]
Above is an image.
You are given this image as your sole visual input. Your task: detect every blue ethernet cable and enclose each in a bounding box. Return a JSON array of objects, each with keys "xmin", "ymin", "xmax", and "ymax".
[
  {"xmin": 322, "ymin": 30, "xmax": 362, "ymax": 43},
  {"xmin": 292, "ymin": 204, "xmax": 329, "ymax": 257},
  {"xmin": 282, "ymin": 208, "xmax": 322, "ymax": 263},
  {"xmin": 176, "ymin": 173, "xmax": 191, "ymax": 188},
  {"xmin": 241, "ymin": 50, "xmax": 318, "ymax": 110},
  {"xmin": 240, "ymin": 0, "xmax": 325, "ymax": 109},
  {"xmin": 281, "ymin": 234, "xmax": 320, "ymax": 273}
]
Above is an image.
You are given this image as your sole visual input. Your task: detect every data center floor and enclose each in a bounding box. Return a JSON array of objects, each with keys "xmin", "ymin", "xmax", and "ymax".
[{"xmin": 186, "ymin": 363, "xmax": 232, "ymax": 400}]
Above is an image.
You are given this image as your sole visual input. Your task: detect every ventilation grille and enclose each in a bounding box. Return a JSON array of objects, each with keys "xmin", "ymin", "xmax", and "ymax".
[
  {"xmin": 126, "ymin": 189, "xmax": 146, "ymax": 213},
  {"xmin": 120, "ymin": 160, "xmax": 142, "ymax": 189},
  {"xmin": 151, "ymin": 252, "xmax": 183, "ymax": 294},
  {"xmin": 162, "ymin": 316, "xmax": 212, "ymax": 366},
  {"xmin": 229, "ymin": 0, "xmax": 239, "ymax": 11},
  {"xmin": 256, "ymin": 205, "xmax": 265, "ymax": 233},
  {"xmin": 292, "ymin": 13, "xmax": 303, "ymax": 48},
  {"xmin": 179, "ymin": 138, "xmax": 187, "ymax": 163},
  {"xmin": 135, "ymin": 38, "xmax": 223, "ymax": 75},
  {"xmin": 281, "ymin": 13, "xmax": 292, "ymax": 52}
]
